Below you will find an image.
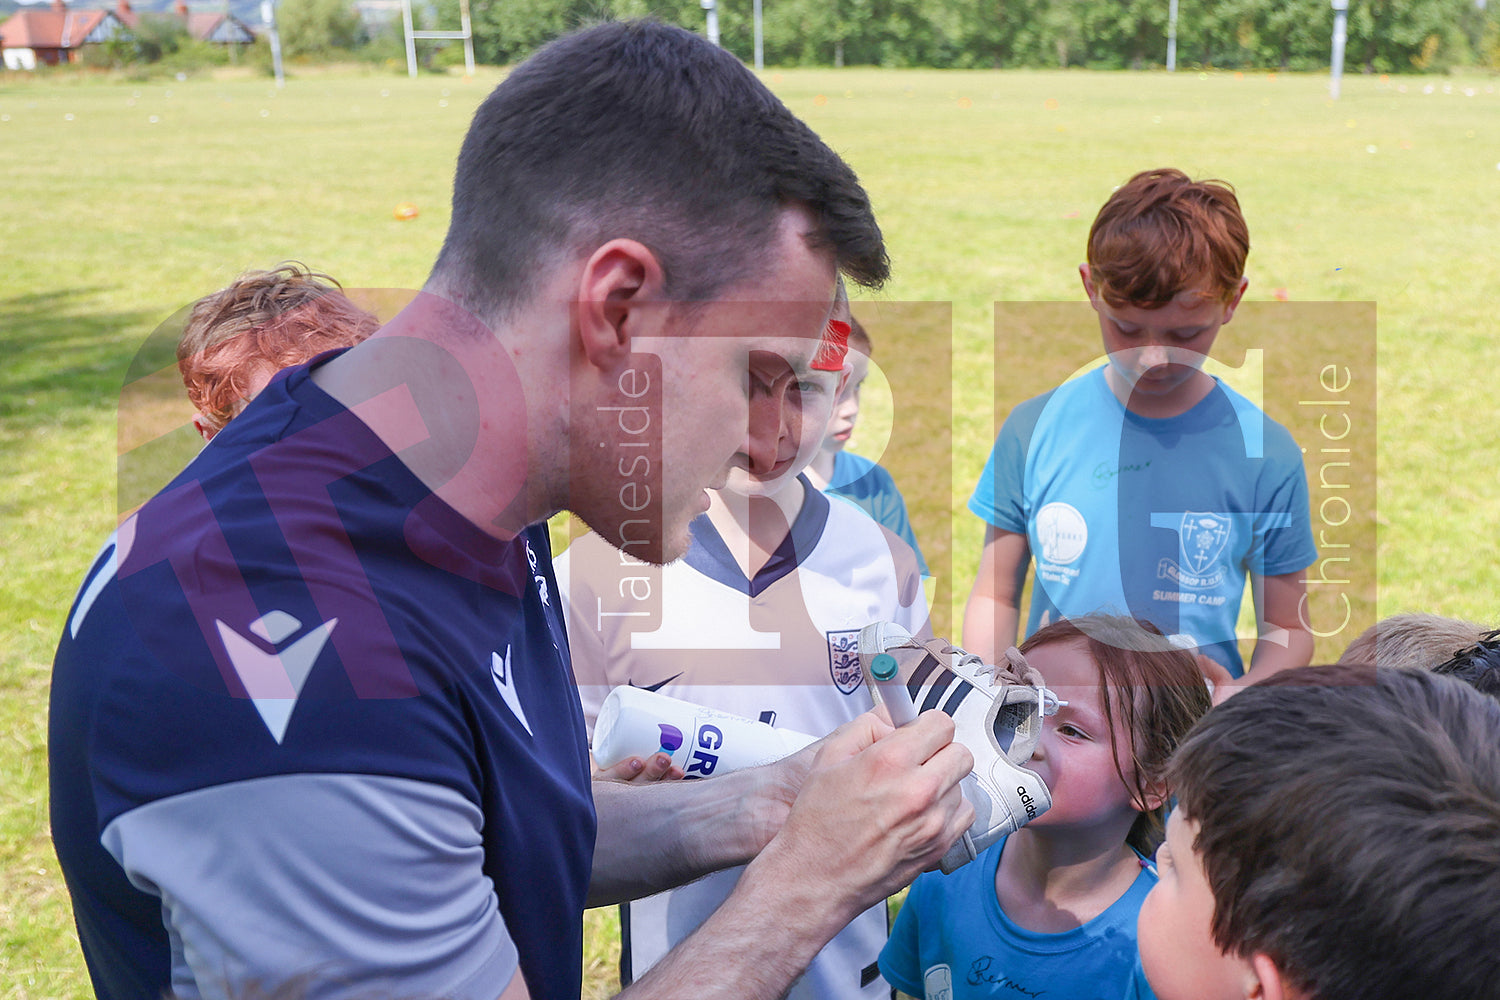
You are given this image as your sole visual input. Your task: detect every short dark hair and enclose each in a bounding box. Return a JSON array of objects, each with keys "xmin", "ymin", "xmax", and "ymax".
[
  {"xmin": 1169, "ymin": 664, "xmax": 1500, "ymax": 1000},
  {"xmin": 1432, "ymin": 628, "xmax": 1500, "ymax": 700},
  {"xmin": 1087, "ymin": 167, "xmax": 1248, "ymax": 307},
  {"xmin": 432, "ymin": 20, "xmax": 888, "ymax": 320}
]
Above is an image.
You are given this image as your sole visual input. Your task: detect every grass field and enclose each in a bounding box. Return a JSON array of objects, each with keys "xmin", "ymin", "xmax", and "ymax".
[{"xmin": 3, "ymin": 61, "xmax": 1498, "ymax": 997}]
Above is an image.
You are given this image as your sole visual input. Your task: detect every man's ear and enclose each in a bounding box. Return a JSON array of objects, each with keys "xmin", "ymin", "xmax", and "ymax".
[
  {"xmin": 1221, "ymin": 276, "xmax": 1250, "ymax": 324},
  {"xmin": 575, "ymin": 239, "xmax": 667, "ymax": 372},
  {"xmin": 1245, "ymin": 952, "xmax": 1294, "ymax": 1000}
]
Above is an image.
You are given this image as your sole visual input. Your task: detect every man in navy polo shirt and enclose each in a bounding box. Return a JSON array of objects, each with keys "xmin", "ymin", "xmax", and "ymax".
[{"xmin": 50, "ymin": 20, "xmax": 973, "ymax": 1000}]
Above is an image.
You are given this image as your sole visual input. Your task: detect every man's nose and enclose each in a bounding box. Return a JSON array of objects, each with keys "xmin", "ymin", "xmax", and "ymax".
[{"xmin": 744, "ymin": 380, "xmax": 794, "ymax": 475}]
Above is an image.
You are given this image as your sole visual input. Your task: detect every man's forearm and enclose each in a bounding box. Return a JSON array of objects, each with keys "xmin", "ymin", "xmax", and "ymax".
[
  {"xmin": 616, "ymin": 836, "xmax": 863, "ymax": 1000},
  {"xmin": 588, "ymin": 752, "xmax": 802, "ymax": 906},
  {"xmin": 613, "ymin": 713, "xmax": 973, "ymax": 1000}
]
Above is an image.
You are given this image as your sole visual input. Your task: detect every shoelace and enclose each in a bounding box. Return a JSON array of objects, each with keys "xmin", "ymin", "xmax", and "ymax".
[{"xmin": 914, "ymin": 637, "xmax": 1040, "ymax": 688}]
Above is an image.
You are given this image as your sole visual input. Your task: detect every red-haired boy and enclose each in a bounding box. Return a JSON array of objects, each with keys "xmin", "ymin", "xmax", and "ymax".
[
  {"xmin": 965, "ymin": 169, "xmax": 1316, "ymax": 694},
  {"xmin": 177, "ymin": 262, "xmax": 379, "ymax": 441}
]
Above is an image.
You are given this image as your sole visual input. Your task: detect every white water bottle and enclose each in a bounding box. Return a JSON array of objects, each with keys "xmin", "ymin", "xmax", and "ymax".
[{"xmin": 592, "ymin": 686, "xmax": 818, "ymax": 778}]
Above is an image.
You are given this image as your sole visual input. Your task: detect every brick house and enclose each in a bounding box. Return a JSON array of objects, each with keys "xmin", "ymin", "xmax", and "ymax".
[
  {"xmin": 118, "ymin": 0, "xmax": 256, "ymax": 46},
  {"xmin": 1, "ymin": 0, "xmax": 256, "ymax": 69},
  {"xmin": 0, "ymin": 0, "xmax": 126, "ymax": 69}
]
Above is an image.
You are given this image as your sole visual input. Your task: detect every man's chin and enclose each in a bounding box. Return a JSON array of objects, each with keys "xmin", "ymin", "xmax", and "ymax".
[
  {"xmin": 632, "ymin": 519, "xmax": 695, "ymax": 566},
  {"xmin": 623, "ymin": 518, "xmax": 692, "ymax": 566},
  {"xmin": 657, "ymin": 528, "xmax": 693, "ymax": 565},
  {"xmin": 572, "ymin": 509, "xmax": 685, "ymax": 566}
]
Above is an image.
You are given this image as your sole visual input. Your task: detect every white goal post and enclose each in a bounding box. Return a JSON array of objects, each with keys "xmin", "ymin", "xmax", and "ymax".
[{"xmin": 402, "ymin": 0, "xmax": 474, "ymax": 78}]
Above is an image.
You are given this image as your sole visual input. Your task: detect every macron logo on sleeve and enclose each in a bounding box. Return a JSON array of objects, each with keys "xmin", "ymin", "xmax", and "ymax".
[
  {"xmin": 217, "ymin": 610, "xmax": 337, "ymax": 745},
  {"xmin": 491, "ymin": 646, "xmax": 534, "ymax": 737}
]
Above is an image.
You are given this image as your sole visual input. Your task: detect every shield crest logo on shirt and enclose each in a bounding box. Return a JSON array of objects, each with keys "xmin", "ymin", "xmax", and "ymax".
[
  {"xmin": 1180, "ymin": 512, "xmax": 1232, "ymax": 576},
  {"xmin": 826, "ymin": 628, "xmax": 863, "ymax": 695}
]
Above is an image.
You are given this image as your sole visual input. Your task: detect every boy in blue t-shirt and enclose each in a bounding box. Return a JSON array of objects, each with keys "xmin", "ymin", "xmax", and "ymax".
[
  {"xmin": 963, "ymin": 168, "xmax": 1316, "ymax": 690},
  {"xmin": 805, "ymin": 313, "xmax": 928, "ymax": 577}
]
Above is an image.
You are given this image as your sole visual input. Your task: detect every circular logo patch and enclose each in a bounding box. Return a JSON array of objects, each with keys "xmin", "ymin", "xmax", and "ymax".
[{"xmin": 1035, "ymin": 502, "xmax": 1088, "ymax": 565}]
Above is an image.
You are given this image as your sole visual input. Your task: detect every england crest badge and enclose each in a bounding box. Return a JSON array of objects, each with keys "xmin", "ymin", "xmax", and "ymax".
[{"xmin": 826, "ymin": 628, "xmax": 863, "ymax": 695}]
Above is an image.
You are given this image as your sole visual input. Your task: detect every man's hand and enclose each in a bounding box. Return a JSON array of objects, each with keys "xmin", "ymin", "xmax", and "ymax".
[
  {"xmin": 620, "ymin": 710, "xmax": 974, "ymax": 1000},
  {"xmin": 752, "ymin": 709, "xmax": 975, "ymax": 919},
  {"xmin": 588, "ymin": 708, "xmax": 969, "ymax": 911}
]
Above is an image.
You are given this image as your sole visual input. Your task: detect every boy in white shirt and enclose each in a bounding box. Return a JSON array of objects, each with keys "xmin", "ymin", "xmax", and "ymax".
[{"xmin": 559, "ymin": 296, "xmax": 926, "ymax": 998}]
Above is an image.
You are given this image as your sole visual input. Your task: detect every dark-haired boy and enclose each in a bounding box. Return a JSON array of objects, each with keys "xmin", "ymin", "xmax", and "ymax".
[
  {"xmin": 1136, "ymin": 663, "xmax": 1500, "ymax": 1000},
  {"xmin": 965, "ymin": 168, "xmax": 1316, "ymax": 691}
]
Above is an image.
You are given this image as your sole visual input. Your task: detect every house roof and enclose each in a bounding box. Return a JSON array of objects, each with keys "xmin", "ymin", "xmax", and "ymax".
[
  {"xmin": 186, "ymin": 11, "xmax": 255, "ymax": 43},
  {"xmin": 0, "ymin": 7, "xmax": 112, "ymax": 50},
  {"xmin": 1, "ymin": 3, "xmax": 255, "ymax": 49}
]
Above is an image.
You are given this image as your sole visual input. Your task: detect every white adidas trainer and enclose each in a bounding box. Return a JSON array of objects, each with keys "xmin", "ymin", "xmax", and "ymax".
[{"xmin": 859, "ymin": 621, "xmax": 1060, "ymax": 873}]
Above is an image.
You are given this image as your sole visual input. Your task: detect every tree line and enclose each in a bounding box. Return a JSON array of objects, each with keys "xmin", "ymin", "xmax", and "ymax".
[
  {"xmin": 434, "ymin": 0, "xmax": 1497, "ymax": 72},
  {"xmin": 77, "ymin": 0, "xmax": 1499, "ymax": 74}
]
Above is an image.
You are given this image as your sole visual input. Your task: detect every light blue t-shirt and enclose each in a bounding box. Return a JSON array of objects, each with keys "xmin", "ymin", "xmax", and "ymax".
[
  {"xmin": 968, "ymin": 368, "xmax": 1317, "ymax": 676},
  {"xmin": 881, "ymin": 838, "xmax": 1155, "ymax": 1000},
  {"xmin": 827, "ymin": 450, "xmax": 929, "ymax": 577}
]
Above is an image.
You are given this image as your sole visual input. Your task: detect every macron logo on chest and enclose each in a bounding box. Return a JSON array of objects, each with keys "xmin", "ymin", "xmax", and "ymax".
[{"xmin": 491, "ymin": 645, "xmax": 534, "ymax": 736}]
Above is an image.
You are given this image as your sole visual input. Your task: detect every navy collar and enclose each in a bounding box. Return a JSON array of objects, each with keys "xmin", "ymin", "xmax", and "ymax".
[{"xmin": 683, "ymin": 476, "xmax": 830, "ymax": 597}]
